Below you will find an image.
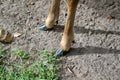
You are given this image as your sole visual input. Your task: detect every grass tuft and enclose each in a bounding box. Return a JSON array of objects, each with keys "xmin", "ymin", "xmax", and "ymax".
[{"xmin": 0, "ymin": 48, "xmax": 59, "ymax": 80}]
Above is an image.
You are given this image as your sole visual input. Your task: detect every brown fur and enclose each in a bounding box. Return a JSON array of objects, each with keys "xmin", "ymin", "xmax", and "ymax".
[{"xmin": 45, "ymin": 0, "xmax": 79, "ymax": 51}]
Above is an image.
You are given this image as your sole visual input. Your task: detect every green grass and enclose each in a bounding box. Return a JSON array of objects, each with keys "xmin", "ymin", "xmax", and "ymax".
[{"xmin": 0, "ymin": 48, "xmax": 59, "ymax": 80}]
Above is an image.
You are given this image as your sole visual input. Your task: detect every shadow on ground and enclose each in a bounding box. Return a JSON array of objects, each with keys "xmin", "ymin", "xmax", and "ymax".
[
  {"xmin": 66, "ymin": 46, "xmax": 120, "ymax": 56},
  {"xmin": 54, "ymin": 25, "xmax": 120, "ymax": 36}
]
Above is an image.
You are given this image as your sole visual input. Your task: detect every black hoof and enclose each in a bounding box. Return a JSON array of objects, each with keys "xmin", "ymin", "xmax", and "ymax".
[
  {"xmin": 54, "ymin": 49, "xmax": 69, "ymax": 57},
  {"xmin": 39, "ymin": 24, "xmax": 53, "ymax": 31},
  {"xmin": 39, "ymin": 24, "xmax": 48, "ymax": 31}
]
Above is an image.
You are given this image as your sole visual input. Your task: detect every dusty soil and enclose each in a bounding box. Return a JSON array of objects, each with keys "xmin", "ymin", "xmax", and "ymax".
[{"xmin": 1, "ymin": 0, "xmax": 120, "ymax": 80}]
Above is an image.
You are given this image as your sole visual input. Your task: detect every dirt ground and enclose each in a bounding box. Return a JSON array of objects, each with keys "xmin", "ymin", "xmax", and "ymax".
[{"xmin": 1, "ymin": 0, "xmax": 120, "ymax": 80}]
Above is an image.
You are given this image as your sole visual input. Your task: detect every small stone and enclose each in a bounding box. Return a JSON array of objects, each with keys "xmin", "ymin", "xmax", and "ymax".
[{"xmin": 89, "ymin": 22, "xmax": 95, "ymax": 26}]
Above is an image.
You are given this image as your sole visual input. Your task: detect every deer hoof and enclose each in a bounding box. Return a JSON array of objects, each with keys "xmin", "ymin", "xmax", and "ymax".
[
  {"xmin": 39, "ymin": 24, "xmax": 48, "ymax": 31},
  {"xmin": 54, "ymin": 49, "xmax": 69, "ymax": 57},
  {"xmin": 39, "ymin": 24, "xmax": 53, "ymax": 31}
]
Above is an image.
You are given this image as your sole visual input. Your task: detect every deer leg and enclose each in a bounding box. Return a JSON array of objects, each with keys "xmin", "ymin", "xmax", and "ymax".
[
  {"xmin": 39, "ymin": 0, "xmax": 61, "ymax": 30},
  {"xmin": 55, "ymin": 0, "xmax": 79, "ymax": 57}
]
